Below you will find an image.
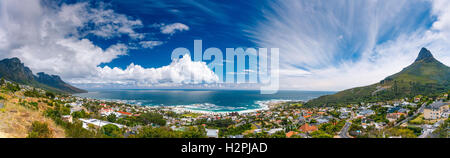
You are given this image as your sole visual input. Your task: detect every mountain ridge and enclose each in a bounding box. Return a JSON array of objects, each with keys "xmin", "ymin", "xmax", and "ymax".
[
  {"xmin": 0, "ymin": 57, "xmax": 86, "ymax": 94},
  {"xmin": 306, "ymin": 48, "xmax": 450, "ymax": 107}
]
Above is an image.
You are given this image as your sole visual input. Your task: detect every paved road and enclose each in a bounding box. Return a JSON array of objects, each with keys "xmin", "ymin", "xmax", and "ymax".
[
  {"xmin": 395, "ymin": 103, "xmax": 426, "ymax": 127},
  {"xmin": 339, "ymin": 122, "xmax": 352, "ymax": 138},
  {"xmin": 419, "ymin": 120, "xmax": 444, "ymax": 138}
]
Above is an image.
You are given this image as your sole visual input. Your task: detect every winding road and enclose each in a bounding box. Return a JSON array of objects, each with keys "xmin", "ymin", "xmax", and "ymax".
[
  {"xmin": 395, "ymin": 103, "xmax": 426, "ymax": 127},
  {"xmin": 339, "ymin": 122, "xmax": 352, "ymax": 138}
]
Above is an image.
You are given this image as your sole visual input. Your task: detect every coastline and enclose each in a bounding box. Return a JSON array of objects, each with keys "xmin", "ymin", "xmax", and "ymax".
[
  {"xmin": 170, "ymin": 99, "xmax": 298, "ymax": 115},
  {"xmin": 75, "ymin": 94, "xmax": 300, "ymax": 115}
]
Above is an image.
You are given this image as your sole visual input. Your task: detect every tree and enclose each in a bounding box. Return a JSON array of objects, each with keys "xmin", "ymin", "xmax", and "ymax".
[
  {"xmin": 182, "ymin": 126, "xmax": 206, "ymax": 138},
  {"xmin": 138, "ymin": 112, "xmax": 166, "ymax": 126},
  {"xmin": 107, "ymin": 114, "xmax": 117, "ymax": 122},
  {"xmin": 72, "ymin": 110, "xmax": 87, "ymax": 119},
  {"xmin": 45, "ymin": 91, "xmax": 55, "ymax": 99},
  {"xmin": 27, "ymin": 121, "xmax": 52, "ymax": 138},
  {"xmin": 134, "ymin": 126, "xmax": 181, "ymax": 138},
  {"xmin": 310, "ymin": 130, "xmax": 333, "ymax": 138},
  {"xmin": 101, "ymin": 124, "xmax": 122, "ymax": 138},
  {"xmin": 0, "ymin": 78, "xmax": 5, "ymax": 86}
]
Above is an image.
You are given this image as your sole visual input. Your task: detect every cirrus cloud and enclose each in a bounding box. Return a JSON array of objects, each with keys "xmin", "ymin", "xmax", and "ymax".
[
  {"xmin": 160, "ymin": 22, "xmax": 190, "ymax": 35},
  {"xmin": 248, "ymin": 0, "xmax": 450, "ymax": 91}
]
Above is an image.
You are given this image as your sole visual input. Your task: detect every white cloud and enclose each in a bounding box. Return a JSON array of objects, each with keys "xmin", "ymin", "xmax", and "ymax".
[
  {"xmin": 0, "ymin": 0, "xmax": 218, "ymax": 87},
  {"xmin": 160, "ymin": 23, "xmax": 189, "ymax": 35},
  {"xmin": 249, "ymin": 0, "xmax": 450, "ymax": 91},
  {"xmin": 69, "ymin": 54, "xmax": 219, "ymax": 86},
  {"xmin": 0, "ymin": 0, "xmax": 144, "ymax": 79},
  {"xmin": 56, "ymin": 2, "xmax": 144, "ymax": 39},
  {"xmin": 139, "ymin": 41, "xmax": 164, "ymax": 49}
]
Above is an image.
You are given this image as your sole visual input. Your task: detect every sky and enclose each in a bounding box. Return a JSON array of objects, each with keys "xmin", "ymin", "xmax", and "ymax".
[{"xmin": 0, "ymin": 0, "xmax": 450, "ymax": 91}]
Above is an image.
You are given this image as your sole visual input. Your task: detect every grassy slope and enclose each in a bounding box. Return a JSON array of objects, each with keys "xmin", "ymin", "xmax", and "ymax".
[{"xmin": 0, "ymin": 91, "xmax": 65, "ymax": 138}]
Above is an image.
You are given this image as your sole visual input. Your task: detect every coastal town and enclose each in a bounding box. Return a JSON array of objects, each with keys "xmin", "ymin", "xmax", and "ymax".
[{"xmin": 0, "ymin": 79, "xmax": 448, "ymax": 138}]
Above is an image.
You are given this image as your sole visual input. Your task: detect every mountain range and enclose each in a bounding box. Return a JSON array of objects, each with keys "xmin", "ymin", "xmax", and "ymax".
[
  {"xmin": 306, "ymin": 48, "xmax": 450, "ymax": 107},
  {"xmin": 0, "ymin": 57, "xmax": 86, "ymax": 94}
]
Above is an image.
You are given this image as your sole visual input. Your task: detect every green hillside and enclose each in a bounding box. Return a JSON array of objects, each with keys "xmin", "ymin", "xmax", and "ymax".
[
  {"xmin": 306, "ymin": 48, "xmax": 450, "ymax": 107},
  {"xmin": 0, "ymin": 58, "xmax": 86, "ymax": 94}
]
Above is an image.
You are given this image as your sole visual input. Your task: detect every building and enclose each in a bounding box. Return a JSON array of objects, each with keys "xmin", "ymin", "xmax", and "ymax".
[
  {"xmin": 61, "ymin": 115, "xmax": 73, "ymax": 123},
  {"xmin": 286, "ymin": 131, "xmax": 298, "ymax": 138},
  {"xmin": 358, "ymin": 109, "xmax": 375, "ymax": 117},
  {"xmin": 116, "ymin": 111, "xmax": 133, "ymax": 117},
  {"xmin": 70, "ymin": 105, "xmax": 83, "ymax": 114},
  {"xmin": 100, "ymin": 108, "xmax": 114, "ymax": 116},
  {"xmin": 298, "ymin": 123, "xmax": 318, "ymax": 133},
  {"xmin": 386, "ymin": 113, "xmax": 406, "ymax": 122},
  {"xmin": 268, "ymin": 128, "xmax": 283, "ymax": 135},
  {"xmin": 206, "ymin": 129, "xmax": 219, "ymax": 138},
  {"xmin": 79, "ymin": 118, "xmax": 125, "ymax": 129},
  {"xmin": 423, "ymin": 102, "xmax": 449, "ymax": 120}
]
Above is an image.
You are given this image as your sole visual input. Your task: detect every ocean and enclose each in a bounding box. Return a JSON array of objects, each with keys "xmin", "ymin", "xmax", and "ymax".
[{"xmin": 74, "ymin": 89, "xmax": 334, "ymax": 113}]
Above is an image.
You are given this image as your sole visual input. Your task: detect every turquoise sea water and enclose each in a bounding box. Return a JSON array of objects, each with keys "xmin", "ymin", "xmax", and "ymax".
[{"xmin": 74, "ymin": 89, "xmax": 334, "ymax": 112}]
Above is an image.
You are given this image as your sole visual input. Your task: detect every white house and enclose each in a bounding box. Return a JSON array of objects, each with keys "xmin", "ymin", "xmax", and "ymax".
[
  {"xmin": 206, "ymin": 129, "xmax": 219, "ymax": 138},
  {"xmin": 79, "ymin": 118, "xmax": 125, "ymax": 129},
  {"xmin": 268, "ymin": 128, "xmax": 283, "ymax": 135}
]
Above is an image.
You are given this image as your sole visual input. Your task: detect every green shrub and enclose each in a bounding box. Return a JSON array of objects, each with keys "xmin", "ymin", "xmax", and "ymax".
[{"xmin": 27, "ymin": 121, "xmax": 52, "ymax": 138}]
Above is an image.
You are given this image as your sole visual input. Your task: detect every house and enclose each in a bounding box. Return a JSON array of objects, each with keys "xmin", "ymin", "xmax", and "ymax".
[
  {"xmin": 268, "ymin": 128, "xmax": 283, "ymax": 135},
  {"xmin": 70, "ymin": 105, "xmax": 83, "ymax": 114},
  {"xmin": 62, "ymin": 115, "xmax": 73, "ymax": 123},
  {"xmin": 386, "ymin": 113, "xmax": 406, "ymax": 122},
  {"xmin": 298, "ymin": 123, "xmax": 318, "ymax": 133},
  {"xmin": 358, "ymin": 109, "xmax": 375, "ymax": 117},
  {"xmin": 423, "ymin": 102, "xmax": 449, "ymax": 120},
  {"xmin": 253, "ymin": 129, "xmax": 262, "ymax": 134},
  {"xmin": 116, "ymin": 111, "xmax": 133, "ymax": 117},
  {"xmin": 79, "ymin": 118, "xmax": 125, "ymax": 129},
  {"xmin": 286, "ymin": 131, "xmax": 298, "ymax": 138},
  {"xmin": 206, "ymin": 129, "xmax": 219, "ymax": 138},
  {"xmin": 340, "ymin": 112, "xmax": 350, "ymax": 119},
  {"xmin": 316, "ymin": 118, "xmax": 329, "ymax": 124},
  {"xmin": 414, "ymin": 97, "xmax": 421, "ymax": 103},
  {"xmin": 295, "ymin": 117, "xmax": 306, "ymax": 124},
  {"xmin": 100, "ymin": 108, "xmax": 114, "ymax": 116},
  {"xmin": 228, "ymin": 135, "xmax": 244, "ymax": 138},
  {"xmin": 388, "ymin": 106, "xmax": 402, "ymax": 113}
]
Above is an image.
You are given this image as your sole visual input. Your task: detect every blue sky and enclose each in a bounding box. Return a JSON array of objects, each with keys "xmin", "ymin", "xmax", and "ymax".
[
  {"xmin": 1, "ymin": 0, "xmax": 450, "ymax": 91},
  {"xmin": 71, "ymin": 0, "xmax": 263, "ymax": 69}
]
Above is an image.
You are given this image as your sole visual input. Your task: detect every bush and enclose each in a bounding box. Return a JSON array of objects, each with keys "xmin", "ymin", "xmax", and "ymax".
[
  {"xmin": 386, "ymin": 128, "xmax": 417, "ymax": 138},
  {"xmin": 409, "ymin": 115, "xmax": 424, "ymax": 124},
  {"xmin": 107, "ymin": 114, "xmax": 117, "ymax": 122},
  {"xmin": 45, "ymin": 91, "xmax": 55, "ymax": 99},
  {"xmin": 310, "ymin": 130, "xmax": 333, "ymax": 138},
  {"xmin": 24, "ymin": 89, "xmax": 42, "ymax": 98},
  {"xmin": 134, "ymin": 126, "xmax": 180, "ymax": 138},
  {"xmin": 5, "ymin": 83, "xmax": 20, "ymax": 92},
  {"xmin": 101, "ymin": 124, "xmax": 123, "ymax": 138},
  {"xmin": 138, "ymin": 112, "xmax": 166, "ymax": 126},
  {"xmin": 27, "ymin": 121, "xmax": 52, "ymax": 138}
]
